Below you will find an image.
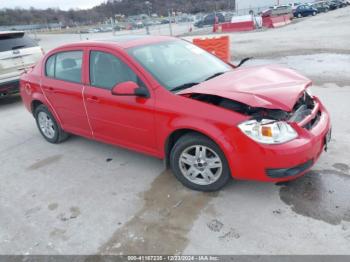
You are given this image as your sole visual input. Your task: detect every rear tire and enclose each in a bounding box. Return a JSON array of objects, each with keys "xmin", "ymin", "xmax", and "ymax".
[
  {"xmin": 170, "ymin": 133, "xmax": 231, "ymax": 192},
  {"xmin": 34, "ymin": 104, "xmax": 69, "ymax": 144}
]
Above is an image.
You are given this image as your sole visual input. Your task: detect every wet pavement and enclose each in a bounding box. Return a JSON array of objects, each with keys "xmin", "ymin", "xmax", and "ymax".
[
  {"xmin": 99, "ymin": 171, "xmax": 218, "ymax": 255},
  {"xmin": 279, "ymin": 168, "xmax": 350, "ymax": 225}
]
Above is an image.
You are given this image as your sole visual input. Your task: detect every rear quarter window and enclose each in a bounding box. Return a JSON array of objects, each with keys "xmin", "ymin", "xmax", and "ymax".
[{"xmin": 0, "ymin": 34, "xmax": 38, "ymax": 52}]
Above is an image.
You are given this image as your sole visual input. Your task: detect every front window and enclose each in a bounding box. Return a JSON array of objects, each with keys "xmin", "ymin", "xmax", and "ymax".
[
  {"xmin": 89, "ymin": 51, "xmax": 139, "ymax": 90},
  {"xmin": 128, "ymin": 40, "xmax": 231, "ymax": 91}
]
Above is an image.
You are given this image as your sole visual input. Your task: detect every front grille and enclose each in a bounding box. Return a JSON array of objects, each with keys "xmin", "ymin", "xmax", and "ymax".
[
  {"xmin": 289, "ymin": 91, "xmax": 320, "ymax": 130},
  {"xmin": 303, "ymin": 110, "xmax": 321, "ymax": 130}
]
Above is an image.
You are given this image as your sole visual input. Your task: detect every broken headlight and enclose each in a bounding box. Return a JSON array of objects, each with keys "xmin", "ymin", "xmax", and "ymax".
[{"xmin": 238, "ymin": 119, "xmax": 298, "ymax": 144}]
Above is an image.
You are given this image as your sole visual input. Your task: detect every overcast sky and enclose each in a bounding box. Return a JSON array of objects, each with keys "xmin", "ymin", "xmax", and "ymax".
[
  {"xmin": 1, "ymin": 0, "xmax": 310, "ymax": 10},
  {"xmin": 0, "ymin": 0, "xmax": 105, "ymax": 10}
]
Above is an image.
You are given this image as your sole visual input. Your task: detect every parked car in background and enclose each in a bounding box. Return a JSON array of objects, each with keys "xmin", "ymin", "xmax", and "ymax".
[
  {"xmin": 310, "ymin": 1, "xmax": 330, "ymax": 12},
  {"xmin": 20, "ymin": 36, "xmax": 331, "ymax": 191},
  {"xmin": 194, "ymin": 13, "xmax": 225, "ymax": 28},
  {"xmin": 327, "ymin": 0, "xmax": 342, "ymax": 9},
  {"xmin": 289, "ymin": 3, "xmax": 302, "ymax": 8},
  {"xmin": 88, "ymin": 28, "xmax": 101, "ymax": 33},
  {"xmin": 99, "ymin": 26, "xmax": 113, "ymax": 32},
  {"xmin": 0, "ymin": 31, "xmax": 43, "ymax": 97},
  {"xmin": 293, "ymin": 5, "xmax": 318, "ymax": 18},
  {"xmin": 261, "ymin": 5, "xmax": 293, "ymax": 17},
  {"xmin": 160, "ymin": 19, "xmax": 170, "ymax": 24},
  {"xmin": 338, "ymin": 0, "xmax": 349, "ymax": 6}
]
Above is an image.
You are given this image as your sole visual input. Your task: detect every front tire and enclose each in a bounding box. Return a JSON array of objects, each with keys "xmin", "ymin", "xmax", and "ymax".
[
  {"xmin": 34, "ymin": 104, "xmax": 69, "ymax": 144},
  {"xmin": 170, "ymin": 133, "xmax": 231, "ymax": 191}
]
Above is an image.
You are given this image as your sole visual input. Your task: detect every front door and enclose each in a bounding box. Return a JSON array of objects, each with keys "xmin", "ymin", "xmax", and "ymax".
[{"xmin": 83, "ymin": 49, "xmax": 157, "ymax": 155}]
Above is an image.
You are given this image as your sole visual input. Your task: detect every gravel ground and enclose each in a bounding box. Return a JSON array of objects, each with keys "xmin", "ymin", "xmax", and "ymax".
[{"xmin": 213, "ymin": 7, "xmax": 350, "ymax": 59}]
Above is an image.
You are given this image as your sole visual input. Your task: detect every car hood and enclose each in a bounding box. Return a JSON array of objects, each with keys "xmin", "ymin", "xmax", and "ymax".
[{"xmin": 179, "ymin": 65, "xmax": 312, "ymax": 112}]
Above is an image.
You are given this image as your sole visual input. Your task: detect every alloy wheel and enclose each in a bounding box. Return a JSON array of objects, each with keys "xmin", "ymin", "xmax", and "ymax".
[
  {"xmin": 179, "ymin": 145, "xmax": 223, "ymax": 186},
  {"xmin": 38, "ymin": 111, "xmax": 56, "ymax": 139}
]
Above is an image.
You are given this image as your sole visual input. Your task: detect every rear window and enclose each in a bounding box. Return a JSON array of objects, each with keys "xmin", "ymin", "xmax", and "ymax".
[{"xmin": 0, "ymin": 33, "xmax": 38, "ymax": 52}]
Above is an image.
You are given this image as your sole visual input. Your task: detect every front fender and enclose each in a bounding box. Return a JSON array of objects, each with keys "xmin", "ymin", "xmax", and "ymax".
[{"xmin": 160, "ymin": 116, "xmax": 237, "ymax": 177}]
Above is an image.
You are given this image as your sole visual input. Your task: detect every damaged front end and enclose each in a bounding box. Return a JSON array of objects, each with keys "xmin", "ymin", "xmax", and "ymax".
[
  {"xmin": 187, "ymin": 90, "xmax": 315, "ymax": 123},
  {"xmin": 185, "ymin": 90, "xmax": 318, "ymax": 144}
]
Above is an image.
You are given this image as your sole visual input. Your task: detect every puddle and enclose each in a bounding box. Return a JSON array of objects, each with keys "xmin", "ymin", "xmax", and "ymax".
[
  {"xmin": 98, "ymin": 170, "xmax": 218, "ymax": 255},
  {"xmin": 333, "ymin": 163, "xmax": 350, "ymax": 173},
  {"xmin": 279, "ymin": 169, "xmax": 350, "ymax": 225}
]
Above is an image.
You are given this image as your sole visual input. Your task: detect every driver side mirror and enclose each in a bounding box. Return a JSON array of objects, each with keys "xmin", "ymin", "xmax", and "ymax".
[{"xmin": 111, "ymin": 81, "xmax": 149, "ymax": 98}]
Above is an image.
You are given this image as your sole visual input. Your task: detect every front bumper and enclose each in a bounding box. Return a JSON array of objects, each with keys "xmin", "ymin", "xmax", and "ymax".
[
  {"xmin": 0, "ymin": 79, "xmax": 20, "ymax": 96},
  {"xmin": 266, "ymin": 160, "xmax": 314, "ymax": 179},
  {"xmin": 224, "ymin": 97, "xmax": 331, "ymax": 182}
]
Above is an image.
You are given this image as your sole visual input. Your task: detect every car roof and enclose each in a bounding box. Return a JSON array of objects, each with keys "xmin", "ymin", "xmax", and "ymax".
[{"xmin": 53, "ymin": 35, "xmax": 177, "ymax": 51}]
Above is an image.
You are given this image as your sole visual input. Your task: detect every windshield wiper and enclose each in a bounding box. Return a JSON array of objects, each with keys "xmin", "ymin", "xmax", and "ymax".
[
  {"xmin": 171, "ymin": 82, "xmax": 199, "ymax": 92},
  {"xmin": 171, "ymin": 72, "xmax": 226, "ymax": 92},
  {"xmin": 205, "ymin": 72, "xmax": 226, "ymax": 81}
]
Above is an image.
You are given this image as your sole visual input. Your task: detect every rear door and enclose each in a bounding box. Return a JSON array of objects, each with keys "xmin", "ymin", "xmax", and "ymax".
[
  {"xmin": 0, "ymin": 32, "xmax": 42, "ymax": 84},
  {"xmin": 41, "ymin": 49, "xmax": 92, "ymax": 137}
]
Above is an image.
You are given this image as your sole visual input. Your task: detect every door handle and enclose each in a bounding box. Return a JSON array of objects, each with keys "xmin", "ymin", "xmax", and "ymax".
[{"xmin": 86, "ymin": 96, "xmax": 100, "ymax": 103}]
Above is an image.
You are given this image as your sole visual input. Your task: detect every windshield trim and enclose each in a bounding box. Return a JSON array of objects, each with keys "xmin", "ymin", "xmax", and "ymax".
[{"xmin": 127, "ymin": 39, "xmax": 232, "ymax": 92}]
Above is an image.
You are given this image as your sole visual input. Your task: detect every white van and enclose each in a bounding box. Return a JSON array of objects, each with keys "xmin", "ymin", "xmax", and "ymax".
[{"xmin": 0, "ymin": 31, "xmax": 43, "ymax": 96}]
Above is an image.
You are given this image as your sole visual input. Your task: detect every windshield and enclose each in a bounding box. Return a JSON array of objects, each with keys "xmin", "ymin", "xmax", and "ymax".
[{"xmin": 127, "ymin": 40, "xmax": 231, "ymax": 91}]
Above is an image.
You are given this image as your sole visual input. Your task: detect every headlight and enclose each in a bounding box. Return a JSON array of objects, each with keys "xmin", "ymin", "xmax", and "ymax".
[{"xmin": 238, "ymin": 119, "xmax": 298, "ymax": 144}]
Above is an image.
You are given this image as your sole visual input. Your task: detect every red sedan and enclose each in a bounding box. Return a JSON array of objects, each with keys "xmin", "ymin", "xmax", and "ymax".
[{"xmin": 20, "ymin": 36, "xmax": 331, "ymax": 191}]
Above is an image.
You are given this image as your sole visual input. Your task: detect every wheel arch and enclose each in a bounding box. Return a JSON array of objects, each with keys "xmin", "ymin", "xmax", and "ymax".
[
  {"xmin": 163, "ymin": 127, "xmax": 229, "ymax": 169},
  {"xmin": 30, "ymin": 95, "xmax": 63, "ymax": 127},
  {"xmin": 31, "ymin": 99, "xmax": 44, "ymax": 115}
]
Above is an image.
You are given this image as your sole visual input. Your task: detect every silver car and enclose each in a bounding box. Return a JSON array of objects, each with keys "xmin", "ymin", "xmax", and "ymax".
[{"xmin": 0, "ymin": 31, "xmax": 43, "ymax": 97}]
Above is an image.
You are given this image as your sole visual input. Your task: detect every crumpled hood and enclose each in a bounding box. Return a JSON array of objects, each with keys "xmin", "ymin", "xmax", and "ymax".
[{"xmin": 179, "ymin": 65, "xmax": 312, "ymax": 112}]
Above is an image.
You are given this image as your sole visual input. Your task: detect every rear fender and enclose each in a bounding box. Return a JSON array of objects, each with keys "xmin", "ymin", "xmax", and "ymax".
[{"xmin": 31, "ymin": 92, "xmax": 63, "ymax": 127}]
